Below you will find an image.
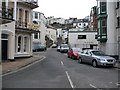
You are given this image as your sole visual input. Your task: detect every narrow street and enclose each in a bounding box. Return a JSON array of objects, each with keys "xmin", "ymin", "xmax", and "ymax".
[{"xmin": 3, "ymin": 48, "xmax": 119, "ymax": 89}]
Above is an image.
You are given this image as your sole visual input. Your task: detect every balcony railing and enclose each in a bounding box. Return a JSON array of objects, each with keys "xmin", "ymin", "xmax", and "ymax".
[
  {"xmin": 16, "ymin": 21, "xmax": 39, "ymax": 32},
  {"xmin": 2, "ymin": 7, "xmax": 13, "ymax": 20},
  {"xmin": 19, "ymin": 0, "xmax": 38, "ymax": 9}
]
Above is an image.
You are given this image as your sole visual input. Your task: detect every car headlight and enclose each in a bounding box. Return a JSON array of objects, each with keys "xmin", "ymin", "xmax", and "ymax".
[
  {"xmin": 100, "ymin": 59, "xmax": 106, "ymax": 62},
  {"xmin": 96, "ymin": 58, "xmax": 106, "ymax": 62}
]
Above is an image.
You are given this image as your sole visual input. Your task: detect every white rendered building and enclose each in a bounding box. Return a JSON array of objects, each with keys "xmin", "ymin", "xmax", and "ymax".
[
  {"xmin": 47, "ymin": 16, "xmax": 65, "ymax": 25},
  {"xmin": 97, "ymin": 0, "xmax": 120, "ymax": 60},
  {"xmin": 0, "ymin": 0, "xmax": 39, "ymax": 60},
  {"xmin": 33, "ymin": 11, "xmax": 47, "ymax": 46},
  {"xmin": 69, "ymin": 30, "xmax": 98, "ymax": 50},
  {"xmin": 46, "ymin": 27, "xmax": 57, "ymax": 43}
]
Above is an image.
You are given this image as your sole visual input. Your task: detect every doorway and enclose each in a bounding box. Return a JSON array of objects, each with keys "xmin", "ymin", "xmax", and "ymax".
[
  {"xmin": 1, "ymin": 34, "xmax": 8, "ymax": 60},
  {"xmin": 2, "ymin": 40, "xmax": 8, "ymax": 60}
]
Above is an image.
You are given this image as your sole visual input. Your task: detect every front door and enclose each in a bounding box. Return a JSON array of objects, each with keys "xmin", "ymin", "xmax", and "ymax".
[{"xmin": 2, "ymin": 40, "xmax": 8, "ymax": 60}]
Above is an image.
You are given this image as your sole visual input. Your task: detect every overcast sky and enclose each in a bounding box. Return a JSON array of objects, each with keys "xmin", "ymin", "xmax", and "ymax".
[{"xmin": 34, "ymin": 0, "xmax": 97, "ymax": 19}]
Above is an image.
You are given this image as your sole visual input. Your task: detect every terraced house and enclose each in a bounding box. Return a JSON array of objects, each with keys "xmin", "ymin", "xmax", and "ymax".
[
  {"xmin": 97, "ymin": 0, "xmax": 120, "ymax": 60},
  {"xmin": 0, "ymin": 0, "xmax": 39, "ymax": 61}
]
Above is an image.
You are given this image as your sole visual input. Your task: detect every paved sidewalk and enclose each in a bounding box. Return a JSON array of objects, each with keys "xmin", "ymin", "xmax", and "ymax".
[{"xmin": 1, "ymin": 54, "xmax": 45, "ymax": 75}]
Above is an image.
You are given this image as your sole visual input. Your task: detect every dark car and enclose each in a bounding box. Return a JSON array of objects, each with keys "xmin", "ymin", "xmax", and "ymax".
[
  {"xmin": 67, "ymin": 48, "xmax": 82, "ymax": 59},
  {"xmin": 32, "ymin": 44, "xmax": 47, "ymax": 52}
]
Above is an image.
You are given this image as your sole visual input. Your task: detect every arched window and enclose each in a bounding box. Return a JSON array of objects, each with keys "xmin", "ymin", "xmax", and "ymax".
[
  {"xmin": 15, "ymin": 36, "xmax": 17, "ymax": 53},
  {"xmin": 24, "ymin": 37, "xmax": 27, "ymax": 52},
  {"xmin": 18, "ymin": 36, "xmax": 22, "ymax": 52}
]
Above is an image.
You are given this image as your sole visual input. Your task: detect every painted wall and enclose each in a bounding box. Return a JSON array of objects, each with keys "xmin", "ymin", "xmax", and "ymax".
[
  {"xmin": 69, "ymin": 31, "xmax": 98, "ymax": 49},
  {"xmin": 46, "ymin": 28, "xmax": 57, "ymax": 43},
  {"xmin": 98, "ymin": 2, "xmax": 118, "ymax": 56},
  {"xmin": 33, "ymin": 11, "xmax": 47, "ymax": 46},
  {"xmin": 57, "ymin": 28, "xmax": 62, "ymax": 38},
  {"xmin": 0, "ymin": 21, "xmax": 15, "ymax": 60}
]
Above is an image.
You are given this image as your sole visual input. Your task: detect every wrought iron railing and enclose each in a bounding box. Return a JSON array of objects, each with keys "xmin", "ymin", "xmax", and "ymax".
[
  {"xmin": 16, "ymin": 21, "xmax": 39, "ymax": 31},
  {"xmin": 20, "ymin": 0, "xmax": 38, "ymax": 5}
]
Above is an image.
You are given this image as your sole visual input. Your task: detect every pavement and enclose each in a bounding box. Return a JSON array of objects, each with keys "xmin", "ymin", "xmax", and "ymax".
[
  {"xmin": 1, "ymin": 54, "xmax": 45, "ymax": 75},
  {"xmin": 0, "ymin": 53, "xmax": 120, "ymax": 76}
]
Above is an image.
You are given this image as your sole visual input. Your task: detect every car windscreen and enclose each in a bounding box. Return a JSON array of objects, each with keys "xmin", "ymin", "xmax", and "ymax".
[
  {"xmin": 91, "ymin": 51, "xmax": 106, "ymax": 56},
  {"xmin": 73, "ymin": 48, "xmax": 81, "ymax": 52},
  {"xmin": 33, "ymin": 45, "xmax": 40, "ymax": 49},
  {"xmin": 62, "ymin": 45, "xmax": 68, "ymax": 48}
]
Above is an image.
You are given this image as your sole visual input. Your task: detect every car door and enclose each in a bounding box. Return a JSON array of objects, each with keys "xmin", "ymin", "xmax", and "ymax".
[
  {"xmin": 70, "ymin": 49, "xmax": 73, "ymax": 58},
  {"xmin": 81, "ymin": 50, "xmax": 88, "ymax": 63},
  {"xmin": 67, "ymin": 49, "xmax": 71, "ymax": 57},
  {"xmin": 86, "ymin": 51, "xmax": 93, "ymax": 64}
]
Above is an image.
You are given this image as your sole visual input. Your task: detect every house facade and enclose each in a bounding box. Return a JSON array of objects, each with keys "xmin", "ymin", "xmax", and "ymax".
[
  {"xmin": 90, "ymin": 6, "xmax": 97, "ymax": 31},
  {"xmin": 116, "ymin": 0, "xmax": 120, "ymax": 60},
  {"xmin": 46, "ymin": 26, "xmax": 57, "ymax": 44},
  {"xmin": 68, "ymin": 30, "xmax": 98, "ymax": 50},
  {"xmin": 32, "ymin": 11, "xmax": 47, "ymax": 46},
  {"xmin": 0, "ymin": 0, "xmax": 16, "ymax": 61},
  {"xmin": 97, "ymin": 0, "xmax": 120, "ymax": 60},
  {"xmin": 0, "ymin": 0, "xmax": 39, "ymax": 61}
]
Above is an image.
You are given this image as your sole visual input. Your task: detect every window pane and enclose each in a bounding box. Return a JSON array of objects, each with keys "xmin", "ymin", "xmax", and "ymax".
[
  {"xmin": 102, "ymin": 27, "xmax": 107, "ymax": 34},
  {"xmin": 35, "ymin": 12, "xmax": 38, "ymax": 19},
  {"xmin": 101, "ymin": 2, "xmax": 106, "ymax": 12},
  {"xmin": 24, "ymin": 37, "xmax": 27, "ymax": 52},
  {"xmin": 78, "ymin": 35, "xmax": 86, "ymax": 39},
  {"xmin": 18, "ymin": 36, "xmax": 21, "ymax": 52},
  {"xmin": 34, "ymin": 33, "xmax": 38, "ymax": 39}
]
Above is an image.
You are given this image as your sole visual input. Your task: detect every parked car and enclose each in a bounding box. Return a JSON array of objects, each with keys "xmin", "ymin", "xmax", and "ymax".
[
  {"xmin": 57, "ymin": 46, "xmax": 61, "ymax": 51},
  {"xmin": 67, "ymin": 48, "xmax": 82, "ymax": 59},
  {"xmin": 60, "ymin": 44, "xmax": 69, "ymax": 53},
  {"xmin": 77, "ymin": 49, "xmax": 116, "ymax": 67},
  {"xmin": 52, "ymin": 44, "xmax": 57, "ymax": 48},
  {"xmin": 32, "ymin": 44, "xmax": 47, "ymax": 52}
]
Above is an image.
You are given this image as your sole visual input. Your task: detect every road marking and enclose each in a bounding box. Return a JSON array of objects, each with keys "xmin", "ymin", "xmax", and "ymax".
[
  {"xmin": 61, "ymin": 61, "xmax": 64, "ymax": 66},
  {"xmin": 65, "ymin": 71, "xmax": 75, "ymax": 89},
  {"xmin": 89, "ymin": 84, "xmax": 97, "ymax": 88},
  {"xmin": 3, "ymin": 56, "xmax": 46, "ymax": 77}
]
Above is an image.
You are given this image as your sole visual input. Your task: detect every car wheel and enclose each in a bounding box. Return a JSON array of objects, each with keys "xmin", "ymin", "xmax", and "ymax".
[
  {"xmin": 92, "ymin": 60, "xmax": 97, "ymax": 67},
  {"xmin": 68, "ymin": 55, "xmax": 70, "ymax": 58},
  {"xmin": 78, "ymin": 58, "xmax": 82, "ymax": 64}
]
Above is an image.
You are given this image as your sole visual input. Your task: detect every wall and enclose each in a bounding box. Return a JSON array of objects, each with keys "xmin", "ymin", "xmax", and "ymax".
[
  {"xmin": 46, "ymin": 28, "xmax": 57, "ymax": 43},
  {"xmin": 69, "ymin": 31, "xmax": 98, "ymax": 49},
  {"xmin": 99, "ymin": 2, "xmax": 118, "ymax": 56},
  {"xmin": 1, "ymin": 21, "xmax": 15, "ymax": 60},
  {"xmin": 32, "ymin": 11, "xmax": 47, "ymax": 46}
]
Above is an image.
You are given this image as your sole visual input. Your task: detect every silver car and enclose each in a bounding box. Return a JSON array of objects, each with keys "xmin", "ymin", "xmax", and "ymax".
[
  {"xmin": 77, "ymin": 49, "xmax": 116, "ymax": 67},
  {"xmin": 60, "ymin": 44, "xmax": 69, "ymax": 53}
]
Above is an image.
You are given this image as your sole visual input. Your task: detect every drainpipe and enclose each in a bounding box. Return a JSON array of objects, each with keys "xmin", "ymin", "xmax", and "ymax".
[{"xmin": 13, "ymin": 0, "xmax": 17, "ymax": 20}]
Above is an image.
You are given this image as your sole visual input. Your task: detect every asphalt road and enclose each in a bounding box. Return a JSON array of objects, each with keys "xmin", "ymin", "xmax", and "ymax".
[{"xmin": 2, "ymin": 48, "xmax": 119, "ymax": 89}]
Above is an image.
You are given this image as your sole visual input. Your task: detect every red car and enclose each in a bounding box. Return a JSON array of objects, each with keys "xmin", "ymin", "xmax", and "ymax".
[{"xmin": 67, "ymin": 48, "xmax": 82, "ymax": 59}]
